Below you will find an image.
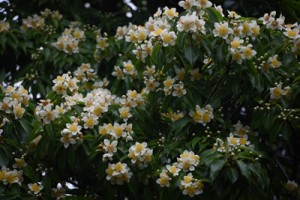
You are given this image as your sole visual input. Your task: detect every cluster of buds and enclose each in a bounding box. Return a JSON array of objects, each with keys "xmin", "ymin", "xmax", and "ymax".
[{"xmin": 277, "ymin": 108, "xmax": 299, "ymax": 121}]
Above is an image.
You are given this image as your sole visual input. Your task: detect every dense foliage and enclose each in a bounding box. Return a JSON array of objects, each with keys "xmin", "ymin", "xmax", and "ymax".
[{"xmin": 1, "ymin": 0, "xmax": 300, "ymax": 199}]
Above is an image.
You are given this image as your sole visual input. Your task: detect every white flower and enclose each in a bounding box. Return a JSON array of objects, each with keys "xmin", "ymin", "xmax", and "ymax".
[
  {"xmin": 163, "ymin": 7, "xmax": 178, "ymax": 19},
  {"xmin": 213, "ymin": 22, "xmax": 232, "ymax": 39},
  {"xmin": 160, "ymin": 30, "xmax": 177, "ymax": 46},
  {"xmin": 64, "ymin": 122, "xmax": 82, "ymax": 135},
  {"xmin": 166, "ymin": 164, "xmax": 181, "ymax": 176},
  {"xmin": 241, "ymin": 44, "xmax": 256, "ymax": 59},
  {"xmin": 82, "ymin": 113, "xmax": 98, "ymax": 129},
  {"xmin": 60, "ymin": 132, "xmax": 76, "ymax": 148},
  {"xmin": 268, "ymin": 55, "xmax": 281, "ymax": 68},
  {"xmin": 270, "ymin": 83, "xmax": 290, "ymax": 100},
  {"xmin": 110, "ymin": 123, "xmax": 127, "ymax": 139},
  {"xmin": 172, "ymin": 82, "xmax": 187, "ymax": 97},
  {"xmin": 284, "ymin": 24, "xmax": 300, "ymax": 39},
  {"xmin": 28, "ymin": 183, "xmax": 44, "ymax": 194},
  {"xmin": 156, "ymin": 170, "xmax": 171, "ymax": 187},
  {"xmin": 106, "ymin": 162, "xmax": 132, "ymax": 185},
  {"xmin": 194, "ymin": 0, "xmax": 212, "ymax": 9},
  {"xmin": 118, "ymin": 107, "xmax": 132, "ymax": 121}
]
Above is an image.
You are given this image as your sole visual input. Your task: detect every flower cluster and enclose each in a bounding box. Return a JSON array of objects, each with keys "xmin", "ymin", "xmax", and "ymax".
[
  {"xmin": 189, "ymin": 104, "xmax": 214, "ymax": 126},
  {"xmin": 270, "ymin": 83, "xmax": 291, "ymax": 100},
  {"xmin": 157, "ymin": 150, "xmax": 202, "ymax": 197},
  {"xmin": 177, "ymin": 150, "xmax": 200, "ymax": 171},
  {"xmin": 52, "ymin": 26, "xmax": 85, "ymax": 54},
  {"xmin": 52, "ymin": 73, "xmax": 79, "ymax": 95},
  {"xmin": 1, "ymin": 0, "xmax": 300, "ymax": 198},
  {"xmin": 73, "ymin": 63, "xmax": 97, "ymax": 83},
  {"xmin": 96, "ymin": 34, "xmax": 109, "ymax": 50},
  {"xmin": 214, "ymin": 132, "xmax": 252, "ymax": 154},
  {"xmin": 106, "ymin": 162, "xmax": 133, "ymax": 185},
  {"xmin": 0, "ymin": 166, "xmax": 23, "ymax": 185},
  {"xmin": 102, "ymin": 139, "xmax": 118, "ymax": 161},
  {"xmin": 99, "ymin": 122, "xmax": 133, "ymax": 141},
  {"xmin": 0, "ymin": 85, "xmax": 30, "ymax": 131},
  {"xmin": 162, "ymin": 110, "xmax": 184, "ymax": 122},
  {"xmin": 40, "ymin": 8, "xmax": 62, "ymax": 20},
  {"xmin": 0, "ymin": 20, "xmax": 10, "ymax": 33},
  {"xmin": 259, "ymin": 11, "xmax": 285, "ymax": 30},
  {"xmin": 34, "ymin": 100, "xmax": 59, "ymax": 124},
  {"xmin": 60, "ymin": 120, "xmax": 82, "ymax": 148},
  {"xmin": 22, "ymin": 14, "xmax": 45, "ymax": 30},
  {"xmin": 179, "ymin": 173, "xmax": 204, "ymax": 197},
  {"xmin": 128, "ymin": 142, "xmax": 153, "ymax": 168}
]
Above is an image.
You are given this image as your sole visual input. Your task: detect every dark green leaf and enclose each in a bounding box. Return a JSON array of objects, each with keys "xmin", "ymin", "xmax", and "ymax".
[
  {"xmin": 151, "ymin": 44, "xmax": 165, "ymax": 68},
  {"xmin": 0, "ymin": 146, "xmax": 9, "ymax": 166},
  {"xmin": 227, "ymin": 167, "xmax": 239, "ymax": 183},
  {"xmin": 237, "ymin": 160, "xmax": 251, "ymax": 180},
  {"xmin": 209, "ymin": 158, "xmax": 227, "ymax": 181},
  {"xmin": 270, "ymin": 120, "xmax": 283, "ymax": 142},
  {"xmin": 170, "ymin": 117, "xmax": 190, "ymax": 135},
  {"xmin": 184, "ymin": 44, "xmax": 199, "ymax": 65}
]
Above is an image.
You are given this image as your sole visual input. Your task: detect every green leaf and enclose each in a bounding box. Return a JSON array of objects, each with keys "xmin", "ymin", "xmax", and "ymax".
[
  {"xmin": 184, "ymin": 44, "xmax": 199, "ymax": 65},
  {"xmin": 209, "ymin": 158, "xmax": 227, "ymax": 181},
  {"xmin": 201, "ymin": 149, "xmax": 215, "ymax": 157},
  {"xmin": 191, "ymin": 137, "xmax": 202, "ymax": 149},
  {"xmin": 23, "ymin": 165, "xmax": 38, "ymax": 182},
  {"xmin": 237, "ymin": 160, "xmax": 251, "ymax": 180},
  {"xmin": 37, "ymin": 80, "xmax": 47, "ymax": 97},
  {"xmin": 270, "ymin": 120, "xmax": 283, "ymax": 142},
  {"xmin": 0, "ymin": 68, "xmax": 5, "ymax": 82},
  {"xmin": 201, "ymin": 36, "xmax": 212, "ymax": 56},
  {"xmin": 170, "ymin": 117, "xmax": 190, "ymax": 135},
  {"xmin": 44, "ymin": 48, "xmax": 51, "ymax": 61},
  {"xmin": 19, "ymin": 119, "xmax": 32, "ymax": 135},
  {"xmin": 282, "ymin": 122, "xmax": 292, "ymax": 142},
  {"xmin": 205, "ymin": 7, "xmax": 223, "ymax": 23},
  {"xmin": 251, "ymin": 110, "xmax": 262, "ymax": 129},
  {"xmin": 151, "ymin": 44, "xmax": 165, "ymax": 68},
  {"xmin": 68, "ymin": 147, "xmax": 76, "ymax": 170},
  {"xmin": 0, "ymin": 34, "xmax": 7, "ymax": 50},
  {"xmin": 227, "ymin": 167, "xmax": 239, "ymax": 183},
  {"xmin": 176, "ymin": 32, "xmax": 187, "ymax": 49},
  {"xmin": 263, "ymin": 112, "xmax": 274, "ymax": 131},
  {"xmin": 0, "ymin": 146, "xmax": 9, "ymax": 166}
]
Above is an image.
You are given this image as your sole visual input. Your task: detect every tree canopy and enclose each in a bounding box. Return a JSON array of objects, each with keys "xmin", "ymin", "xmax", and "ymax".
[{"xmin": 0, "ymin": 0, "xmax": 300, "ymax": 199}]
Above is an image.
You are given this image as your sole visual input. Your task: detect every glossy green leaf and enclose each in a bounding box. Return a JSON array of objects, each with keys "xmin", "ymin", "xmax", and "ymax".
[
  {"xmin": 227, "ymin": 167, "xmax": 239, "ymax": 183},
  {"xmin": 209, "ymin": 158, "xmax": 227, "ymax": 181}
]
